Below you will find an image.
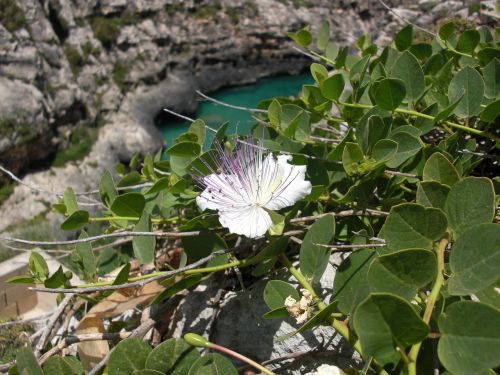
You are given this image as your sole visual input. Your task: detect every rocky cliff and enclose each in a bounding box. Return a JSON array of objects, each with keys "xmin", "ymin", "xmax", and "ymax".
[{"xmin": 0, "ymin": 0, "xmax": 493, "ymax": 231}]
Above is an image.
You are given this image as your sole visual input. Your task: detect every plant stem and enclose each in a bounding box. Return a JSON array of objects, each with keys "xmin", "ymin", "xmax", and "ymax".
[
  {"xmin": 211, "ymin": 343, "xmax": 276, "ymax": 375},
  {"xmin": 407, "ymin": 237, "xmax": 448, "ymax": 375},
  {"xmin": 339, "ymin": 102, "xmax": 500, "ymax": 142},
  {"xmin": 278, "ymin": 254, "xmax": 388, "ymax": 375}
]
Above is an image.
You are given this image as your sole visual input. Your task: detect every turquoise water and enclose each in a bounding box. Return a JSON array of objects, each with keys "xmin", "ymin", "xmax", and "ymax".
[{"xmin": 159, "ymin": 73, "xmax": 313, "ymax": 146}]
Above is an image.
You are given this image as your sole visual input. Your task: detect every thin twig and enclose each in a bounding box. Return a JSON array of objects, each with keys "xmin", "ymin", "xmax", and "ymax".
[
  {"xmin": 196, "ymin": 90, "xmax": 267, "ymax": 114},
  {"xmin": 38, "ymin": 332, "xmax": 131, "ymax": 365},
  {"xmin": 0, "ymin": 312, "xmax": 53, "ymax": 328},
  {"xmin": 315, "ymin": 243, "xmax": 386, "ymax": 251},
  {"xmin": 29, "ymin": 248, "xmax": 235, "ymax": 294},
  {"xmin": 290, "ymin": 209, "xmax": 388, "ymax": 223},
  {"xmin": 377, "ymin": 0, "xmax": 437, "ymax": 37},
  {"xmin": 34, "ymin": 294, "xmax": 74, "ymax": 357},
  {"xmin": 0, "ymin": 230, "xmax": 202, "ymax": 247},
  {"xmin": 385, "ymin": 170, "xmax": 418, "ymax": 178}
]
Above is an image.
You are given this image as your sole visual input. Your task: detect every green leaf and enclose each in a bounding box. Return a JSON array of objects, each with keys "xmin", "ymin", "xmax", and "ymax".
[
  {"xmin": 385, "ymin": 132, "xmax": 421, "ymax": 168},
  {"xmin": 182, "ymin": 232, "xmax": 228, "ymax": 266},
  {"xmin": 434, "ymin": 92, "xmax": 464, "ymax": 123},
  {"xmin": 416, "ymin": 181, "xmax": 450, "ymax": 210},
  {"xmin": 167, "ymin": 142, "xmax": 202, "ymax": 176},
  {"xmin": 438, "ymin": 22, "xmax": 455, "ymax": 43},
  {"xmin": 349, "ymin": 55, "xmax": 370, "ymax": 84},
  {"xmin": 325, "ymin": 41, "xmax": 339, "ymax": 61},
  {"xmin": 74, "ymin": 231, "xmax": 96, "ymax": 278},
  {"xmin": 367, "ymin": 249, "xmax": 437, "ymax": 301},
  {"xmin": 423, "ymin": 152, "xmax": 460, "ymax": 186},
  {"xmin": 299, "ymin": 214, "xmax": 336, "ymax": 283},
  {"xmin": 29, "ymin": 252, "xmax": 49, "ymax": 280},
  {"xmin": 353, "ymin": 293, "xmax": 429, "ymax": 366},
  {"xmin": 188, "ymin": 119, "xmax": 206, "ymax": 145},
  {"xmin": 316, "ymin": 20, "xmax": 330, "ymax": 50},
  {"xmin": 448, "ymin": 66, "xmax": 485, "ymax": 118},
  {"xmin": 132, "ymin": 213, "xmax": 155, "ymax": 264},
  {"xmin": 42, "ymin": 356, "xmax": 75, "ymax": 375},
  {"xmin": 61, "ymin": 357, "xmax": 84, "ymax": 375},
  {"xmin": 310, "ymin": 63, "xmax": 328, "ymax": 84},
  {"xmin": 117, "ymin": 171, "xmax": 142, "ymax": 187},
  {"xmin": 60, "ymin": 210, "xmax": 89, "ymax": 231},
  {"xmin": 188, "ymin": 353, "xmax": 238, "ymax": 375},
  {"xmin": 16, "ymin": 347, "xmax": 43, "ymax": 375},
  {"xmin": 99, "ymin": 170, "xmax": 117, "ymax": 207},
  {"xmin": 444, "ymin": 177, "xmax": 495, "ymax": 235},
  {"xmin": 320, "ymin": 73, "xmax": 345, "ymax": 101},
  {"xmin": 395, "ymin": 24, "xmax": 412, "ymax": 51},
  {"xmin": 382, "ymin": 203, "xmax": 448, "ymax": 252},
  {"xmin": 332, "ymin": 248, "xmax": 375, "ymax": 314},
  {"xmin": 372, "ymin": 139, "xmax": 398, "ymax": 162},
  {"xmin": 63, "ymin": 187, "xmax": 78, "ymax": 215},
  {"xmin": 7, "ymin": 275, "xmax": 35, "ymax": 284},
  {"xmin": 370, "ymin": 78, "xmax": 406, "ymax": 111},
  {"xmin": 111, "ymin": 192, "xmax": 146, "ymax": 217},
  {"xmin": 113, "ymin": 263, "xmax": 131, "ymax": 285},
  {"xmin": 277, "ymin": 301, "xmax": 338, "ymax": 342},
  {"xmin": 342, "ymin": 142, "xmax": 364, "ymax": 176},
  {"xmin": 144, "ymin": 338, "xmax": 200, "ymax": 374},
  {"xmin": 438, "ymin": 301, "xmax": 500, "ymax": 375},
  {"xmin": 262, "ymin": 306, "xmax": 289, "ymax": 320},
  {"xmin": 44, "ymin": 266, "xmax": 66, "ymax": 288},
  {"xmin": 457, "ymin": 29, "xmax": 480, "ymax": 53},
  {"xmin": 482, "ymin": 58, "xmax": 499, "ymax": 99},
  {"xmin": 108, "ymin": 338, "xmax": 152, "ymax": 375},
  {"xmin": 267, "ymin": 99, "xmax": 281, "ymax": 128},
  {"xmin": 267, "ymin": 210, "xmax": 285, "ymax": 236},
  {"xmin": 146, "ymin": 177, "xmax": 169, "ymax": 195},
  {"xmin": 448, "ymin": 223, "xmax": 500, "ymax": 295},
  {"xmin": 263, "ymin": 280, "xmax": 299, "ymax": 310},
  {"xmin": 391, "ymin": 51, "xmax": 425, "ymax": 101},
  {"xmin": 476, "ymin": 280, "xmax": 500, "ymax": 309},
  {"xmin": 287, "ymin": 27, "xmax": 312, "ymax": 47},
  {"xmin": 356, "ymin": 108, "xmax": 392, "ymax": 154},
  {"xmin": 480, "ymin": 99, "xmax": 500, "ymax": 122}
]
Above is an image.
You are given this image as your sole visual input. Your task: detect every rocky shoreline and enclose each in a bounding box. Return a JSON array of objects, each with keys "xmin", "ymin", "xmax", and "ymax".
[{"xmin": 0, "ymin": 0, "xmax": 495, "ymax": 232}]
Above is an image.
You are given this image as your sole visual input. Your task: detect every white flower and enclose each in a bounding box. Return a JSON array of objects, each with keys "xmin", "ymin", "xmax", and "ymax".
[
  {"xmin": 194, "ymin": 138, "xmax": 312, "ymax": 238},
  {"xmin": 306, "ymin": 364, "xmax": 345, "ymax": 375}
]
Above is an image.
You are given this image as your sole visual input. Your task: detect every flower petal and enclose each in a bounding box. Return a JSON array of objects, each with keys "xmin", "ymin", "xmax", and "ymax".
[
  {"xmin": 196, "ymin": 172, "xmax": 251, "ymax": 211},
  {"xmin": 264, "ymin": 155, "xmax": 312, "ymax": 211},
  {"xmin": 218, "ymin": 205, "xmax": 272, "ymax": 238}
]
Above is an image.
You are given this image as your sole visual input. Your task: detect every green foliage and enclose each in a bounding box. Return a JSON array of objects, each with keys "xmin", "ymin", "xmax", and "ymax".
[
  {"xmin": 52, "ymin": 125, "xmax": 98, "ymax": 167},
  {"xmin": 112, "ymin": 62, "xmax": 130, "ymax": 91},
  {"xmin": 0, "ymin": 321, "xmax": 33, "ymax": 363},
  {"xmin": 10, "ymin": 21, "xmax": 500, "ymax": 375},
  {"xmin": 64, "ymin": 44, "xmax": 84, "ymax": 75}
]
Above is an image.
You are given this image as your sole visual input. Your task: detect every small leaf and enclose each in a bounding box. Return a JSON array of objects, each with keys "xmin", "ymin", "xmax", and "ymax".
[
  {"xmin": 263, "ymin": 306, "xmax": 289, "ymax": 320},
  {"xmin": 310, "ymin": 63, "xmax": 329, "ymax": 84},
  {"xmin": 475, "ymin": 280, "xmax": 500, "ymax": 309},
  {"xmin": 457, "ymin": 29, "xmax": 480, "ymax": 54},
  {"xmin": 267, "ymin": 210, "xmax": 285, "ymax": 236},
  {"xmin": 480, "ymin": 99, "xmax": 500, "ymax": 123},
  {"xmin": 188, "ymin": 119, "xmax": 206, "ymax": 145},
  {"xmin": 368, "ymin": 249, "xmax": 437, "ymax": 301},
  {"xmin": 16, "ymin": 347, "xmax": 43, "ymax": 375},
  {"xmin": 99, "ymin": 171, "xmax": 117, "ymax": 207},
  {"xmin": 146, "ymin": 177, "xmax": 169, "ymax": 195},
  {"xmin": 438, "ymin": 22, "xmax": 455, "ymax": 42},
  {"xmin": 299, "ymin": 215, "xmax": 336, "ymax": 283},
  {"xmin": 370, "ymin": 78, "xmax": 406, "ymax": 111},
  {"xmin": 372, "ymin": 139, "xmax": 398, "ymax": 162},
  {"xmin": 353, "ymin": 293, "xmax": 429, "ymax": 366},
  {"xmin": 188, "ymin": 353, "xmax": 238, "ymax": 375},
  {"xmin": 316, "ymin": 20, "xmax": 330, "ymax": 50},
  {"xmin": 385, "ymin": 132, "xmax": 421, "ymax": 168},
  {"xmin": 438, "ymin": 301, "xmax": 500, "ymax": 375},
  {"xmin": 60, "ymin": 210, "xmax": 89, "ymax": 231},
  {"xmin": 416, "ymin": 181, "xmax": 450, "ymax": 210},
  {"xmin": 268, "ymin": 99, "xmax": 281, "ymax": 128},
  {"xmin": 332, "ymin": 248, "xmax": 375, "ymax": 314},
  {"xmin": 263, "ymin": 280, "xmax": 299, "ymax": 310},
  {"xmin": 423, "ymin": 152, "xmax": 460, "ymax": 186},
  {"xmin": 117, "ymin": 171, "xmax": 142, "ymax": 187},
  {"xmin": 133, "ymin": 213, "xmax": 155, "ymax": 264},
  {"xmin": 382, "ymin": 203, "xmax": 448, "ymax": 252},
  {"xmin": 448, "ymin": 66, "xmax": 485, "ymax": 118},
  {"xmin": 320, "ymin": 73, "xmax": 345, "ymax": 101},
  {"xmin": 395, "ymin": 24, "xmax": 412, "ymax": 51},
  {"xmin": 448, "ymin": 223, "xmax": 500, "ymax": 295},
  {"xmin": 63, "ymin": 187, "xmax": 78, "ymax": 215},
  {"xmin": 74, "ymin": 231, "xmax": 96, "ymax": 279},
  {"xmin": 145, "ymin": 338, "xmax": 200, "ymax": 374},
  {"xmin": 391, "ymin": 51, "xmax": 425, "ymax": 101},
  {"xmin": 150, "ymin": 274, "xmax": 203, "ymax": 305},
  {"xmin": 29, "ymin": 252, "xmax": 49, "ymax": 280},
  {"xmin": 342, "ymin": 142, "xmax": 364, "ymax": 176},
  {"xmin": 287, "ymin": 27, "xmax": 312, "ymax": 47},
  {"xmin": 444, "ymin": 177, "xmax": 495, "ymax": 235},
  {"xmin": 42, "ymin": 356, "xmax": 76, "ymax": 375},
  {"xmin": 482, "ymin": 58, "xmax": 499, "ymax": 99},
  {"xmin": 44, "ymin": 266, "xmax": 66, "ymax": 288},
  {"xmin": 325, "ymin": 41, "xmax": 339, "ymax": 61},
  {"xmin": 7, "ymin": 275, "xmax": 35, "ymax": 284},
  {"xmin": 110, "ymin": 192, "xmax": 146, "ymax": 217},
  {"xmin": 108, "ymin": 338, "xmax": 152, "ymax": 375}
]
